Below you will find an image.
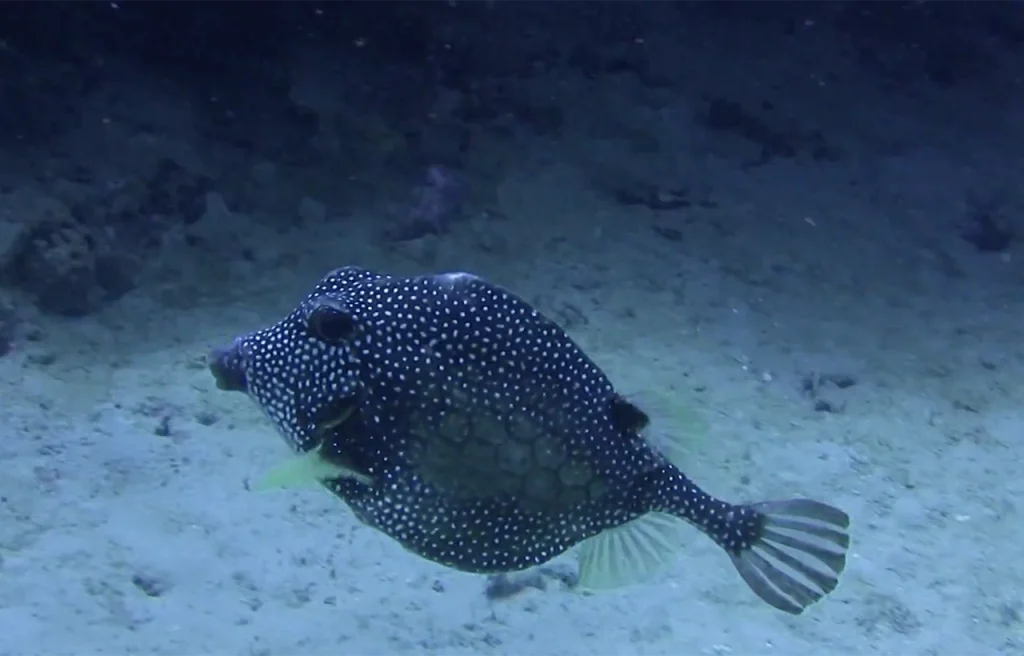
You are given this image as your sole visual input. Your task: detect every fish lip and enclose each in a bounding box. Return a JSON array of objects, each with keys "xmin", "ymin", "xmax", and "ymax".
[{"xmin": 208, "ymin": 337, "xmax": 249, "ymax": 393}]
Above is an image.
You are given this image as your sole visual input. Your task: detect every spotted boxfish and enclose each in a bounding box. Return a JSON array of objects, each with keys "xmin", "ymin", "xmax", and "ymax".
[{"xmin": 208, "ymin": 266, "xmax": 851, "ymax": 614}]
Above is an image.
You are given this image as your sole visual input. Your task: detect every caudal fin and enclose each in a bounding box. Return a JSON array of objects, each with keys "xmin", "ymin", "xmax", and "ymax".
[{"xmin": 730, "ymin": 498, "xmax": 850, "ymax": 615}]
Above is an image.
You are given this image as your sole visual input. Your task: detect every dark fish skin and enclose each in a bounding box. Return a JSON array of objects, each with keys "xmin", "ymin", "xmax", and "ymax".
[{"xmin": 209, "ymin": 266, "xmax": 851, "ymax": 615}]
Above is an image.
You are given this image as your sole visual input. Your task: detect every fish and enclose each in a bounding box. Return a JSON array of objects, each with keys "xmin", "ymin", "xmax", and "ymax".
[{"xmin": 208, "ymin": 266, "xmax": 851, "ymax": 615}]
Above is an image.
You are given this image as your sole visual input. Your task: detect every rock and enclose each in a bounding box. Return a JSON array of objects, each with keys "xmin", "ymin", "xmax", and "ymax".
[
  {"xmin": 249, "ymin": 160, "xmax": 277, "ymax": 186},
  {"xmin": 392, "ymin": 234, "xmax": 439, "ymax": 266},
  {"xmin": 203, "ymin": 191, "xmax": 233, "ymax": 221},
  {"xmin": 471, "ymin": 216, "xmax": 508, "ymax": 254},
  {"xmin": 297, "ymin": 196, "xmax": 326, "ymax": 224},
  {"xmin": 3, "ymin": 217, "xmax": 133, "ymax": 317},
  {"xmin": 484, "ymin": 564, "xmax": 578, "ymax": 600},
  {"xmin": 183, "ymin": 192, "xmax": 242, "ymax": 249},
  {"xmin": 801, "ymin": 371, "xmax": 856, "ymax": 415},
  {"xmin": 73, "ymin": 157, "xmax": 213, "ymax": 250},
  {"xmin": 0, "ymin": 188, "xmax": 75, "ymax": 226},
  {"xmin": 0, "ymin": 220, "xmax": 21, "ymax": 259},
  {"xmin": 0, "ymin": 298, "xmax": 16, "ymax": 356}
]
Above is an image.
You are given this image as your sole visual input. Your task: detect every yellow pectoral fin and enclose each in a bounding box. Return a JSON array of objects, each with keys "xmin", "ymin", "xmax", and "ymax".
[
  {"xmin": 255, "ymin": 448, "xmax": 372, "ymax": 491},
  {"xmin": 638, "ymin": 391, "xmax": 709, "ymax": 469},
  {"xmin": 656, "ymin": 400, "xmax": 709, "ymax": 468}
]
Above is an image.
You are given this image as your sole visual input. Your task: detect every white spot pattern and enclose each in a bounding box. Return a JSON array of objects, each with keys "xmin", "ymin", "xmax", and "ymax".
[{"xmin": 216, "ymin": 266, "xmax": 762, "ymax": 573}]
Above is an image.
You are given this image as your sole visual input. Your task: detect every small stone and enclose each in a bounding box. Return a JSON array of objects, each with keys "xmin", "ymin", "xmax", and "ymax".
[
  {"xmin": 825, "ymin": 373, "xmax": 857, "ymax": 389},
  {"xmin": 26, "ymin": 352, "xmax": 57, "ymax": 366},
  {"xmin": 814, "ymin": 398, "xmax": 844, "ymax": 414},
  {"xmin": 131, "ymin": 572, "xmax": 171, "ymax": 597},
  {"xmin": 195, "ymin": 410, "xmax": 219, "ymax": 426},
  {"xmin": 154, "ymin": 415, "xmax": 172, "ymax": 437}
]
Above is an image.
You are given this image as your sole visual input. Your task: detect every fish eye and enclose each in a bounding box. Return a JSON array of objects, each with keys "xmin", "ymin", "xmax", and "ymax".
[{"xmin": 306, "ymin": 299, "xmax": 357, "ymax": 343}]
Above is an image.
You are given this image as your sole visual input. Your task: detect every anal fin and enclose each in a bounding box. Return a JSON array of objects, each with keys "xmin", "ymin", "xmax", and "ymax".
[{"xmin": 576, "ymin": 512, "xmax": 693, "ymax": 590}]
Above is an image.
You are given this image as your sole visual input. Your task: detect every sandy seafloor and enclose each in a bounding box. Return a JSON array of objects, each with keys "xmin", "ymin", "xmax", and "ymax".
[{"xmin": 1, "ymin": 11, "xmax": 1023, "ymax": 656}]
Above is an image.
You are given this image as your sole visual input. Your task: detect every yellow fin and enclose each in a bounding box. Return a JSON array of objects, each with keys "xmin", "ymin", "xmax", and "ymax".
[
  {"xmin": 654, "ymin": 400, "xmax": 708, "ymax": 469},
  {"xmin": 637, "ymin": 391, "xmax": 708, "ymax": 469},
  {"xmin": 576, "ymin": 512, "xmax": 693, "ymax": 590},
  {"xmin": 256, "ymin": 447, "xmax": 371, "ymax": 491}
]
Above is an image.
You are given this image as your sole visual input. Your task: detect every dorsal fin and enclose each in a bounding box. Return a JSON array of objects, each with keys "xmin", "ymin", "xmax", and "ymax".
[{"xmin": 608, "ymin": 394, "xmax": 650, "ymax": 433}]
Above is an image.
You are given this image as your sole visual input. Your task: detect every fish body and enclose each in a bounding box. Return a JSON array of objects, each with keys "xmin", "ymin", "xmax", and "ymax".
[{"xmin": 209, "ymin": 266, "xmax": 850, "ymax": 614}]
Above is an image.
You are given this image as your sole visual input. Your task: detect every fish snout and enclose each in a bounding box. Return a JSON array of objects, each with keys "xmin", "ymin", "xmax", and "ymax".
[{"xmin": 208, "ymin": 339, "xmax": 248, "ymax": 393}]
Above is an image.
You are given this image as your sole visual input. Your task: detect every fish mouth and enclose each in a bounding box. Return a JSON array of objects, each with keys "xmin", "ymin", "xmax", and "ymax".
[{"xmin": 208, "ymin": 339, "xmax": 248, "ymax": 393}]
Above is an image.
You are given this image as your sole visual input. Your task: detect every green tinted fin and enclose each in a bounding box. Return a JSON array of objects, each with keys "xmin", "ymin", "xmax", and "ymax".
[
  {"xmin": 652, "ymin": 400, "xmax": 709, "ymax": 469},
  {"xmin": 576, "ymin": 512, "xmax": 693, "ymax": 590},
  {"xmin": 256, "ymin": 445, "xmax": 372, "ymax": 491},
  {"xmin": 630, "ymin": 388, "xmax": 709, "ymax": 469}
]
